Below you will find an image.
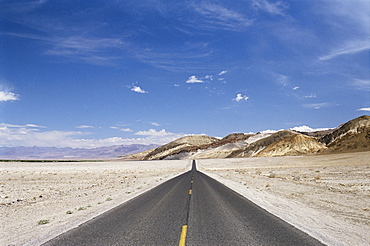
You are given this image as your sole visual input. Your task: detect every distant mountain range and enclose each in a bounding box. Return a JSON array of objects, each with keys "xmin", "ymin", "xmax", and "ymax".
[
  {"xmin": 0, "ymin": 144, "xmax": 159, "ymax": 160},
  {"xmin": 124, "ymin": 115, "xmax": 370, "ymax": 160}
]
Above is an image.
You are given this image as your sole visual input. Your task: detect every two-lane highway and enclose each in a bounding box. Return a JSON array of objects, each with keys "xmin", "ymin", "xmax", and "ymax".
[{"xmin": 43, "ymin": 160, "xmax": 324, "ymax": 245}]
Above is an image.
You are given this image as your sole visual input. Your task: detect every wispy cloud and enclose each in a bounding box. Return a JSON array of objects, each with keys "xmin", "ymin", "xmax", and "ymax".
[
  {"xmin": 3, "ymin": 33, "xmax": 128, "ymax": 66},
  {"xmin": 0, "ymin": 91, "xmax": 19, "ymax": 101},
  {"xmin": 218, "ymin": 70, "xmax": 228, "ymax": 76},
  {"xmin": 76, "ymin": 125, "xmax": 94, "ymax": 129},
  {"xmin": 25, "ymin": 124, "xmax": 46, "ymax": 128},
  {"xmin": 276, "ymin": 74, "xmax": 289, "ymax": 86},
  {"xmin": 351, "ymin": 78, "xmax": 370, "ymax": 91},
  {"xmin": 186, "ymin": 75, "xmax": 204, "ymax": 83},
  {"xmin": 233, "ymin": 94, "xmax": 249, "ymax": 102},
  {"xmin": 46, "ymin": 36, "xmax": 126, "ymax": 65},
  {"xmin": 252, "ymin": 0, "xmax": 288, "ymax": 16},
  {"xmin": 357, "ymin": 107, "xmax": 370, "ymax": 112},
  {"xmin": 150, "ymin": 122, "xmax": 161, "ymax": 126},
  {"xmin": 319, "ymin": 40, "xmax": 370, "ymax": 61},
  {"xmin": 303, "ymin": 102, "xmax": 331, "ymax": 109},
  {"xmin": 134, "ymin": 45, "xmax": 214, "ymax": 71},
  {"xmin": 192, "ymin": 3, "xmax": 254, "ymax": 31},
  {"xmin": 1, "ymin": 0, "xmax": 47, "ymax": 13},
  {"xmin": 121, "ymin": 128, "xmax": 134, "ymax": 132},
  {"xmin": 110, "ymin": 126, "xmax": 133, "ymax": 132},
  {"xmin": 304, "ymin": 94, "xmax": 317, "ymax": 98}
]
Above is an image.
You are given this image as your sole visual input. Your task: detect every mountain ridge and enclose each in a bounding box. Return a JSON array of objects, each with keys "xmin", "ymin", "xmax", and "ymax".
[
  {"xmin": 125, "ymin": 115, "xmax": 369, "ymax": 160},
  {"xmin": 0, "ymin": 144, "xmax": 159, "ymax": 160}
]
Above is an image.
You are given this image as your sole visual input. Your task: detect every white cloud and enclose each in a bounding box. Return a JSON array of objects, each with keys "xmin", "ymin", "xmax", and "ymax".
[
  {"xmin": 135, "ymin": 129, "xmax": 172, "ymax": 136},
  {"xmin": 293, "ymin": 86, "xmax": 299, "ymax": 90},
  {"xmin": 25, "ymin": 124, "xmax": 45, "ymax": 128},
  {"xmin": 150, "ymin": 122, "xmax": 161, "ymax": 126},
  {"xmin": 357, "ymin": 107, "xmax": 370, "ymax": 112},
  {"xmin": 120, "ymin": 128, "xmax": 133, "ymax": 132},
  {"xmin": 260, "ymin": 129, "xmax": 281, "ymax": 134},
  {"xmin": 133, "ymin": 129, "xmax": 190, "ymax": 145},
  {"xmin": 218, "ymin": 70, "xmax": 227, "ymax": 76},
  {"xmin": 76, "ymin": 125, "xmax": 94, "ymax": 129},
  {"xmin": 186, "ymin": 75, "xmax": 204, "ymax": 83},
  {"xmin": 233, "ymin": 94, "xmax": 249, "ymax": 102},
  {"xmin": 290, "ymin": 125, "xmax": 331, "ymax": 132},
  {"xmin": 319, "ymin": 40, "xmax": 370, "ymax": 61},
  {"xmin": 0, "ymin": 91, "xmax": 19, "ymax": 101},
  {"xmin": 131, "ymin": 86, "xmax": 148, "ymax": 93},
  {"xmin": 110, "ymin": 126, "xmax": 133, "ymax": 132}
]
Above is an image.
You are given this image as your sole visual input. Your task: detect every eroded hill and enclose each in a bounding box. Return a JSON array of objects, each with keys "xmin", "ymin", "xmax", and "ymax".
[{"xmin": 123, "ymin": 115, "xmax": 370, "ymax": 160}]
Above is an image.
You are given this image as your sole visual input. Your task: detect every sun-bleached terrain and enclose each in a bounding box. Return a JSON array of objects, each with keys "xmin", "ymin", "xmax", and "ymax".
[
  {"xmin": 0, "ymin": 160, "xmax": 190, "ymax": 246},
  {"xmin": 197, "ymin": 152, "xmax": 370, "ymax": 246},
  {"xmin": 1, "ymin": 152, "xmax": 369, "ymax": 246}
]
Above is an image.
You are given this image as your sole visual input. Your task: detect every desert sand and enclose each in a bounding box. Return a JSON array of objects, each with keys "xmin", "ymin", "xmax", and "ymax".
[{"xmin": 1, "ymin": 152, "xmax": 369, "ymax": 245}]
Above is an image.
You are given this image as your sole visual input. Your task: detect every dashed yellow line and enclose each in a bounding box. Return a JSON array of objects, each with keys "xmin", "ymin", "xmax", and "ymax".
[
  {"xmin": 179, "ymin": 225, "xmax": 188, "ymax": 246},
  {"xmin": 189, "ymin": 189, "xmax": 192, "ymax": 195}
]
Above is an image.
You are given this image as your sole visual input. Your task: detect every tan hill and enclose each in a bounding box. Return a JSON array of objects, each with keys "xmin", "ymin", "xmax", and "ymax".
[
  {"xmin": 141, "ymin": 135, "xmax": 220, "ymax": 160},
  {"xmin": 191, "ymin": 132, "xmax": 272, "ymax": 159},
  {"xmin": 319, "ymin": 115, "xmax": 370, "ymax": 153},
  {"xmin": 227, "ymin": 130, "xmax": 326, "ymax": 158},
  {"xmin": 163, "ymin": 133, "xmax": 255, "ymax": 160}
]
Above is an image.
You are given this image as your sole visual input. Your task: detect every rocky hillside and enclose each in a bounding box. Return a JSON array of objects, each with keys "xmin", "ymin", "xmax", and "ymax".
[
  {"xmin": 227, "ymin": 131, "xmax": 326, "ymax": 158},
  {"xmin": 123, "ymin": 115, "xmax": 370, "ymax": 160},
  {"xmin": 142, "ymin": 135, "xmax": 219, "ymax": 160},
  {"xmin": 319, "ymin": 115, "xmax": 370, "ymax": 153}
]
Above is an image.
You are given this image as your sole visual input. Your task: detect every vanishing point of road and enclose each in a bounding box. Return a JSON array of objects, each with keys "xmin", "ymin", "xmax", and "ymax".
[{"xmin": 43, "ymin": 160, "xmax": 324, "ymax": 246}]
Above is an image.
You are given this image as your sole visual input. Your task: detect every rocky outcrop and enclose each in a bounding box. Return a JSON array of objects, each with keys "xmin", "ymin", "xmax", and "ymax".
[
  {"xmin": 320, "ymin": 115, "xmax": 370, "ymax": 153},
  {"xmin": 228, "ymin": 131, "xmax": 326, "ymax": 158},
  {"xmin": 142, "ymin": 135, "xmax": 220, "ymax": 160}
]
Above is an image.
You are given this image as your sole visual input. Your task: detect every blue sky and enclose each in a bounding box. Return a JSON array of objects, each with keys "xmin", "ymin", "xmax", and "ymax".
[{"xmin": 0, "ymin": 0, "xmax": 369, "ymax": 148}]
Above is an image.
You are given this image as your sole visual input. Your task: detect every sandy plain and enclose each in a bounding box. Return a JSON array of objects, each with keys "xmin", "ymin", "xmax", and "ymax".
[{"xmin": 1, "ymin": 152, "xmax": 369, "ymax": 246}]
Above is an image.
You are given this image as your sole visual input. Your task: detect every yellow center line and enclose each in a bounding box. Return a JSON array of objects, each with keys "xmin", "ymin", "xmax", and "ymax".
[
  {"xmin": 179, "ymin": 225, "xmax": 188, "ymax": 246},
  {"xmin": 189, "ymin": 189, "xmax": 192, "ymax": 195}
]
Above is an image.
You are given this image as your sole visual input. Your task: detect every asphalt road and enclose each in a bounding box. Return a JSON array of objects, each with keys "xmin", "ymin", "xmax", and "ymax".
[{"xmin": 43, "ymin": 160, "xmax": 324, "ymax": 246}]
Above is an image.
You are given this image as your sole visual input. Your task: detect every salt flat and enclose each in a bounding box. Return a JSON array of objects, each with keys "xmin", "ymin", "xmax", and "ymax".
[
  {"xmin": 197, "ymin": 151, "xmax": 370, "ymax": 246},
  {"xmin": 1, "ymin": 152, "xmax": 369, "ymax": 246},
  {"xmin": 0, "ymin": 160, "xmax": 191, "ymax": 246}
]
